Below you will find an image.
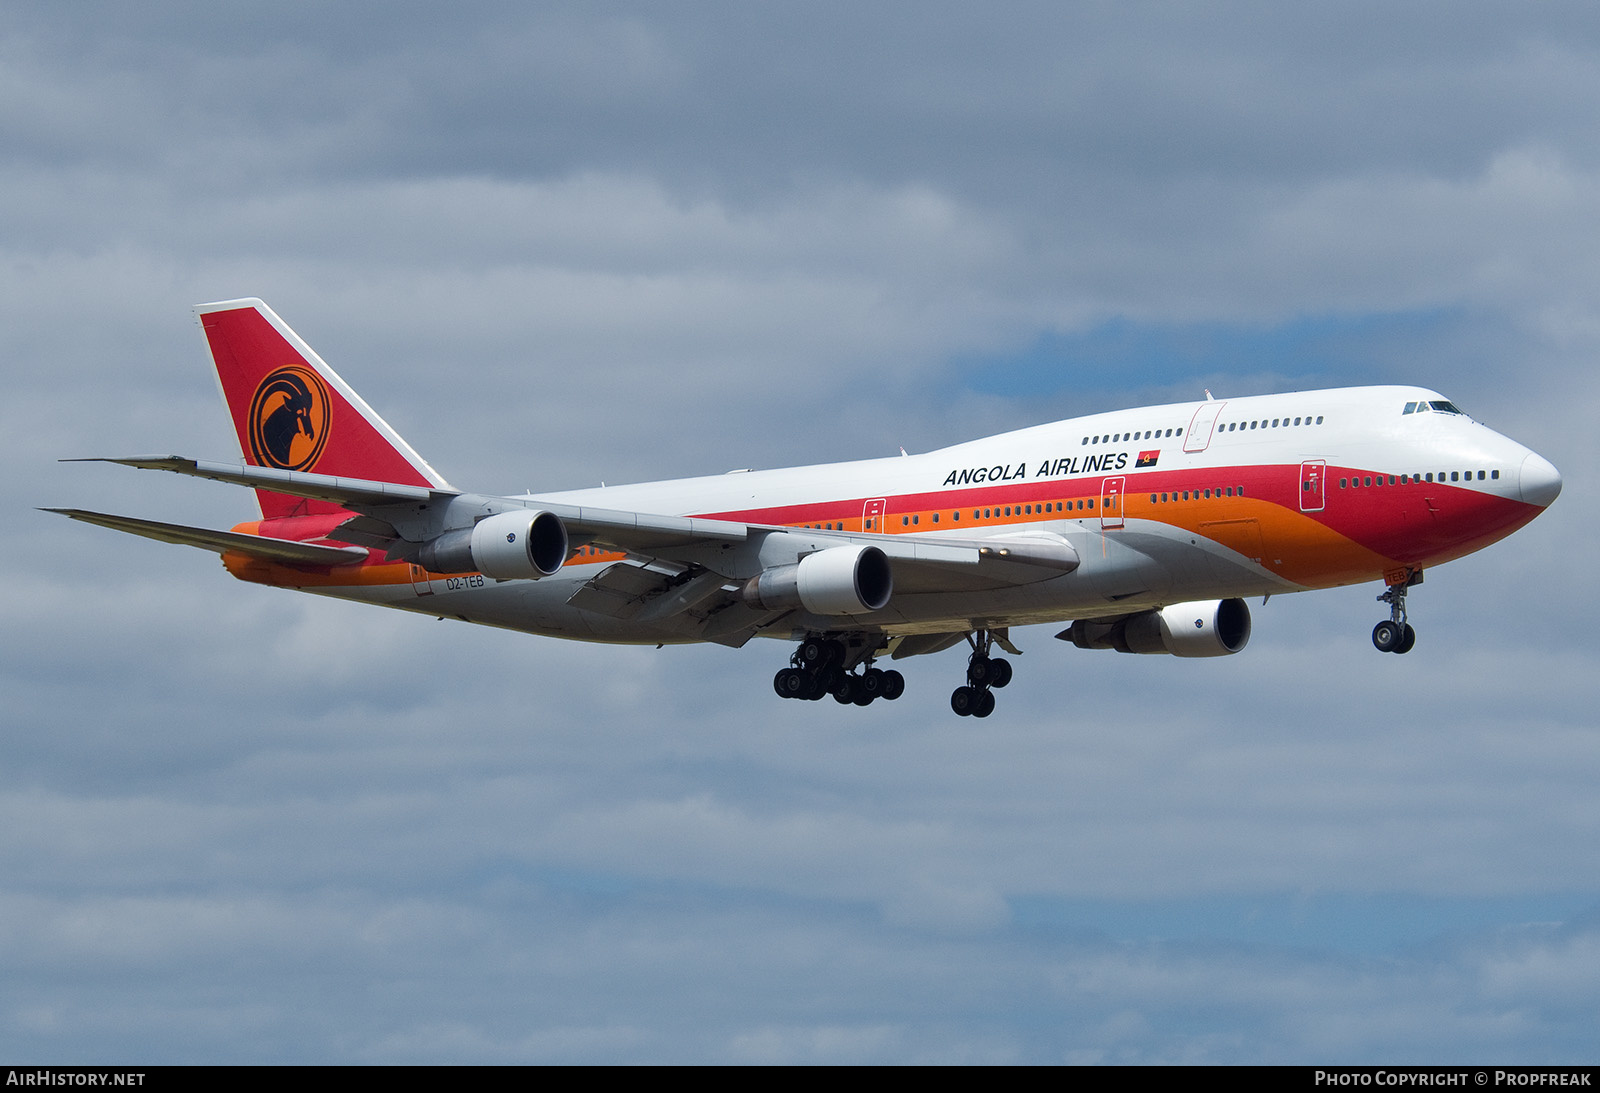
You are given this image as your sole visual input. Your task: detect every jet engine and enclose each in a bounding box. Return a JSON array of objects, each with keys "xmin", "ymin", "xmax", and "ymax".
[
  {"xmin": 743, "ymin": 544, "xmax": 893, "ymax": 616},
  {"xmin": 1062, "ymin": 598, "xmax": 1251, "ymax": 657},
  {"xmin": 418, "ymin": 509, "xmax": 570, "ymax": 580}
]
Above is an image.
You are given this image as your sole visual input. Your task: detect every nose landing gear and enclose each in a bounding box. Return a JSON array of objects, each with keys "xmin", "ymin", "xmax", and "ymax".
[{"xmin": 1372, "ymin": 570, "xmax": 1421, "ymax": 654}]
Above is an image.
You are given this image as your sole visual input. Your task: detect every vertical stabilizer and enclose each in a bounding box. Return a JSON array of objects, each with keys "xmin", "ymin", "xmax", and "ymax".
[{"xmin": 195, "ymin": 298, "xmax": 451, "ymax": 518}]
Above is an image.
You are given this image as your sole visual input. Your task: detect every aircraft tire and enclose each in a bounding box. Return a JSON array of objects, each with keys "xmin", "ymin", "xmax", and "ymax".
[
  {"xmin": 881, "ymin": 670, "xmax": 905, "ymax": 700},
  {"xmin": 860, "ymin": 668, "xmax": 885, "ymax": 699},
  {"xmin": 967, "ymin": 657, "xmax": 991, "ymax": 686},
  {"xmin": 1397, "ymin": 624, "xmax": 1416, "ymax": 654},
  {"xmin": 1372, "ymin": 621, "xmax": 1402, "ymax": 653},
  {"xmin": 973, "ymin": 690, "xmax": 996, "ymax": 718},
  {"xmin": 988, "ymin": 658, "xmax": 1013, "ymax": 688},
  {"xmin": 951, "ymin": 686, "xmax": 978, "ymax": 716},
  {"xmin": 776, "ymin": 668, "xmax": 808, "ymax": 698}
]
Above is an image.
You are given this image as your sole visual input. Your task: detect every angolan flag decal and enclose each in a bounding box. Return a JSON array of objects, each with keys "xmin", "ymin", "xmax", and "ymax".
[{"xmin": 1136, "ymin": 450, "xmax": 1160, "ymax": 468}]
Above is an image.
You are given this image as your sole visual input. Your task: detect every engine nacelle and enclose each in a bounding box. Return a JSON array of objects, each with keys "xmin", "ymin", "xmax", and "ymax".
[
  {"xmin": 1065, "ymin": 598, "xmax": 1251, "ymax": 657},
  {"xmin": 742, "ymin": 544, "xmax": 893, "ymax": 616},
  {"xmin": 418, "ymin": 509, "xmax": 570, "ymax": 580}
]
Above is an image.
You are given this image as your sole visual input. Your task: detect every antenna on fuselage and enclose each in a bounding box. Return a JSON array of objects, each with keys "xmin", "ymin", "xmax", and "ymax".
[{"xmin": 1204, "ymin": 389, "xmax": 1215, "ymax": 401}]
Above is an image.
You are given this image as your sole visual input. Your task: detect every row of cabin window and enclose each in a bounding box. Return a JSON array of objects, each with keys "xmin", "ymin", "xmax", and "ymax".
[
  {"xmin": 1151, "ymin": 487, "xmax": 1246, "ymax": 502},
  {"xmin": 1338, "ymin": 469, "xmax": 1499, "ymax": 489},
  {"xmin": 1084, "ymin": 427, "xmax": 1180, "ymax": 445},
  {"xmin": 1081, "ymin": 414, "xmax": 1325, "ymax": 446},
  {"xmin": 895, "ymin": 500, "xmax": 1083, "ymax": 527},
  {"xmin": 880, "ymin": 488, "xmax": 1247, "ymax": 529},
  {"xmin": 1220, "ymin": 415, "xmax": 1323, "ymax": 432}
]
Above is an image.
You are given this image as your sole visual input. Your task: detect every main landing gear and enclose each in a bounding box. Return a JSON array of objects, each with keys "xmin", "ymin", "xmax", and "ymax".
[
  {"xmin": 950, "ymin": 630, "xmax": 1013, "ymax": 718},
  {"xmin": 1372, "ymin": 570, "xmax": 1421, "ymax": 654},
  {"xmin": 773, "ymin": 635, "xmax": 905, "ymax": 707}
]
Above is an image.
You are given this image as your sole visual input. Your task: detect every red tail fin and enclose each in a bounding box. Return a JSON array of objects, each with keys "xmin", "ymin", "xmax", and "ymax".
[{"xmin": 196, "ymin": 298, "xmax": 450, "ymax": 518}]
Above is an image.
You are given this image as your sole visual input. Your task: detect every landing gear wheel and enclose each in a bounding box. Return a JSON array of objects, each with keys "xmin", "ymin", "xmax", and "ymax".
[
  {"xmin": 967, "ymin": 656, "xmax": 992, "ymax": 687},
  {"xmin": 775, "ymin": 668, "xmax": 808, "ymax": 698},
  {"xmin": 860, "ymin": 668, "xmax": 885, "ymax": 700},
  {"xmin": 951, "ymin": 686, "xmax": 980, "ymax": 717},
  {"xmin": 987, "ymin": 658, "xmax": 1013, "ymax": 689},
  {"xmin": 1372, "ymin": 620, "xmax": 1402, "ymax": 653},
  {"xmin": 973, "ymin": 690, "xmax": 996, "ymax": 718},
  {"xmin": 881, "ymin": 670, "xmax": 905, "ymax": 701},
  {"xmin": 1397, "ymin": 624, "xmax": 1416, "ymax": 654}
]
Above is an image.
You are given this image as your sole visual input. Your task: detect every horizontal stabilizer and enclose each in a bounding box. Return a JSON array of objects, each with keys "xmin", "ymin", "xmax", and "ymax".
[{"xmin": 42, "ymin": 508, "xmax": 369, "ymax": 567}]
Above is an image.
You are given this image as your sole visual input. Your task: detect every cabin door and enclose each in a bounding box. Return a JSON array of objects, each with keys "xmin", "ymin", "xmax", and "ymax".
[
  {"xmin": 1299, "ymin": 460, "xmax": 1326, "ymax": 513},
  {"xmin": 1184, "ymin": 401, "xmax": 1227, "ymax": 452},
  {"xmin": 1100, "ymin": 476, "xmax": 1126, "ymax": 530}
]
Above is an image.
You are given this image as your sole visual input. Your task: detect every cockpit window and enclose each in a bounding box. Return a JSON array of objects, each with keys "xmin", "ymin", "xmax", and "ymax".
[{"xmin": 1403, "ymin": 399, "xmax": 1468, "ymax": 417}]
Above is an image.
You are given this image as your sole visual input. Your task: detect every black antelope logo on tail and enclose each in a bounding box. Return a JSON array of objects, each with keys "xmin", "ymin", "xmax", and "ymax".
[{"xmin": 248, "ymin": 366, "xmax": 331, "ymax": 471}]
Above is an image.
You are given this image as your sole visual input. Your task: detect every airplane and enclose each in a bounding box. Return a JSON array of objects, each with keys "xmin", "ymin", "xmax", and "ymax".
[{"xmin": 48, "ymin": 299, "xmax": 1562, "ymax": 717}]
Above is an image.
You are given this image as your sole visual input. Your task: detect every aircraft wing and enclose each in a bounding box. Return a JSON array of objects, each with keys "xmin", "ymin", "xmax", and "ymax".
[
  {"xmin": 42, "ymin": 508, "xmax": 369, "ymax": 566},
  {"xmin": 69, "ymin": 457, "xmax": 1082, "ymax": 635}
]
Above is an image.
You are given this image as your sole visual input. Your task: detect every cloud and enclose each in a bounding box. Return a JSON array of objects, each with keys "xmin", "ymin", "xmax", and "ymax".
[{"xmin": 3, "ymin": 0, "xmax": 1598, "ymax": 1063}]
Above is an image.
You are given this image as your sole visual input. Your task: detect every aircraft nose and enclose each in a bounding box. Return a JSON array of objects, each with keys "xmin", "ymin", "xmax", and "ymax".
[{"xmin": 1518, "ymin": 451, "xmax": 1563, "ymax": 507}]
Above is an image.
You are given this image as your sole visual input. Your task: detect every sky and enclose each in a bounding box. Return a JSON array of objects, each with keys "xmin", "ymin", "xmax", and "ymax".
[{"xmin": 3, "ymin": 1, "xmax": 1597, "ymax": 1064}]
